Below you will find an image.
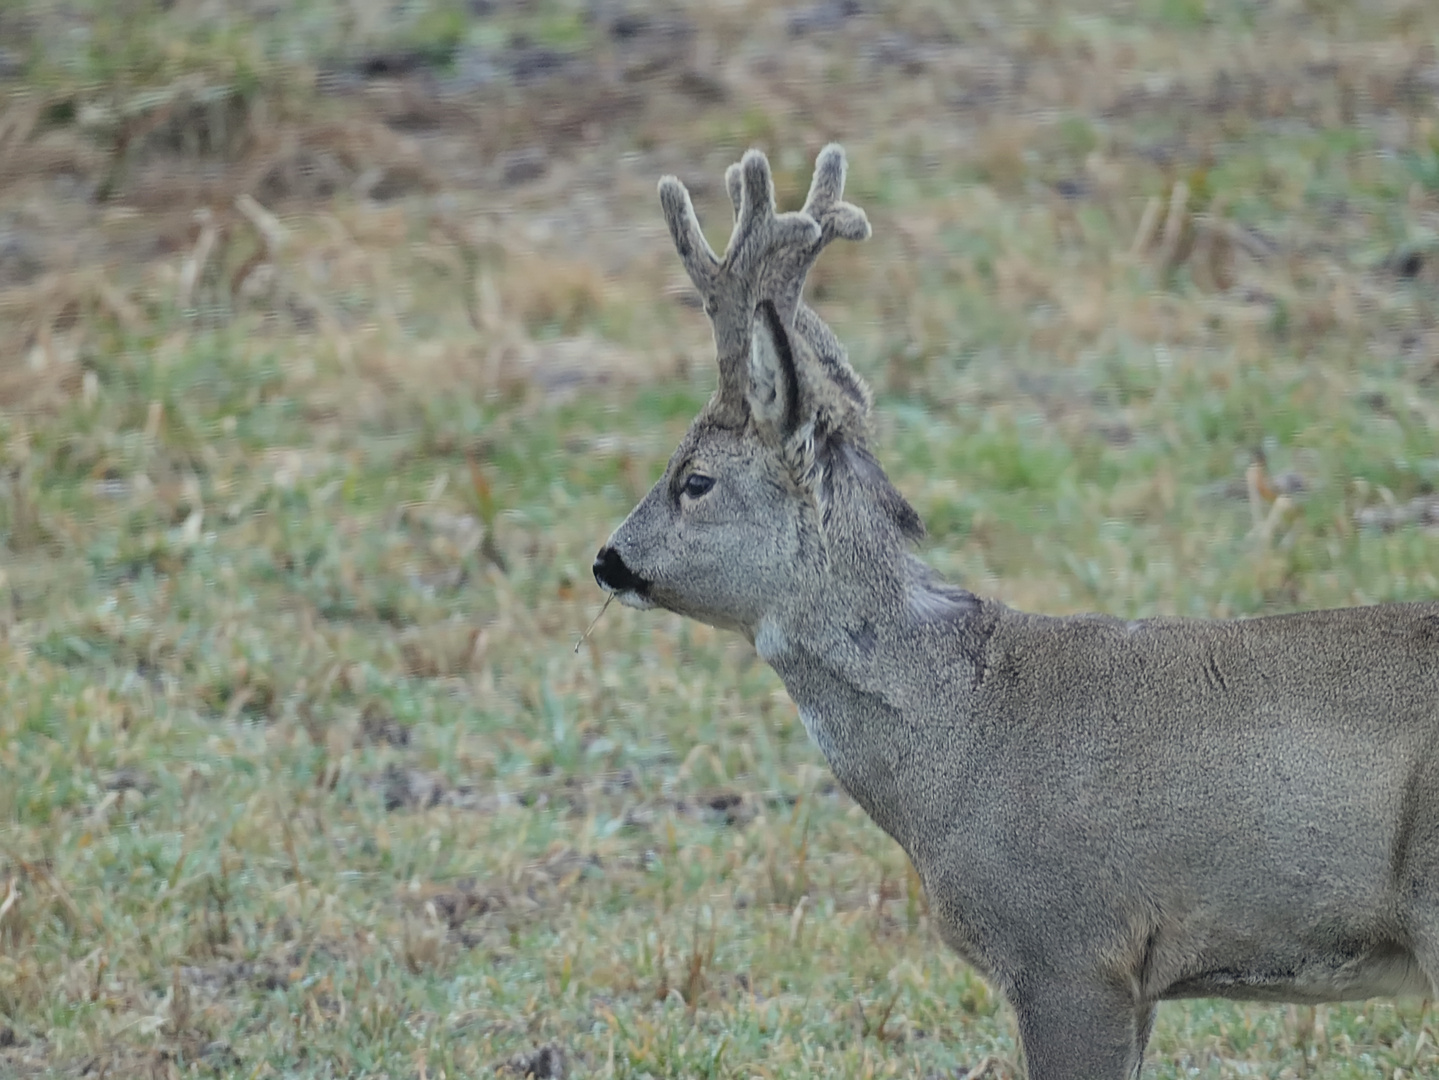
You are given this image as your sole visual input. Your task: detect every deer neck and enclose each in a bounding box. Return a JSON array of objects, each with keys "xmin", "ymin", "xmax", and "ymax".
[
  {"xmin": 752, "ymin": 538, "xmax": 956, "ymax": 847},
  {"xmin": 759, "ymin": 612, "xmax": 920, "ymax": 849},
  {"xmin": 747, "ymin": 439, "xmax": 988, "ymax": 839}
]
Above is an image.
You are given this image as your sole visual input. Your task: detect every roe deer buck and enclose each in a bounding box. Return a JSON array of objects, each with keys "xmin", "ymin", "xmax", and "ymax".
[{"xmin": 592, "ymin": 144, "xmax": 1439, "ymax": 1079}]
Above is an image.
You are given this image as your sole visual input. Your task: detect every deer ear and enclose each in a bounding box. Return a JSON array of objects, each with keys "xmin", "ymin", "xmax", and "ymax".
[{"xmin": 747, "ymin": 300, "xmax": 806, "ymax": 443}]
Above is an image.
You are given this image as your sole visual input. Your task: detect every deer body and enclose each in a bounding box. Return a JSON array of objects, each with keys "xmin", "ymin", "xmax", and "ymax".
[{"xmin": 593, "ymin": 145, "xmax": 1439, "ymax": 1078}]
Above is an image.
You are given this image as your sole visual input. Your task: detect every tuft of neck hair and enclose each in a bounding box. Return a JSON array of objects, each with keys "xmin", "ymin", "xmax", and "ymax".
[{"xmin": 595, "ymin": 143, "xmax": 1439, "ymax": 1080}]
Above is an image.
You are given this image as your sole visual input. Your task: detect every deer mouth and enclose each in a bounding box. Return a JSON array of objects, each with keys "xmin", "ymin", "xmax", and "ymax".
[{"xmin": 593, "ymin": 545, "xmax": 654, "ymax": 607}]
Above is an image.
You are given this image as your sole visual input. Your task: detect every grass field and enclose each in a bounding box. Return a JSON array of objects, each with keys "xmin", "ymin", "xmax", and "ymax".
[{"xmin": 1, "ymin": 0, "xmax": 1438, "ymax": 1076}]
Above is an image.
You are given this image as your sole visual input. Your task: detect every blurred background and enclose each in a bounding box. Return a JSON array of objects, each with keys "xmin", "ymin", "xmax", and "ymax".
[{"xmin": 1, "ymin": 0, "xmax": 1437, "ymax": 1076}]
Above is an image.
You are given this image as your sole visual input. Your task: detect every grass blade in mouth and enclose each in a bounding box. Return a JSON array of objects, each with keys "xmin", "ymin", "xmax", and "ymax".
[{"xmin": 574, "ymin": 592, "xmax": 614, "ymax": 654}]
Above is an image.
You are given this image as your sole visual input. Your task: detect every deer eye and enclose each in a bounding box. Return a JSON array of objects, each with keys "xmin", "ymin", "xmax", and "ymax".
[{"xmin": 682, "ymin": 473, "xmax": 715, "ymax": 499}]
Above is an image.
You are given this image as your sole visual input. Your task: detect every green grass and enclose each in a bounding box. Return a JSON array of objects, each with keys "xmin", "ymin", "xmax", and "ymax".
[{"xmin": 2, "ymin": 0, "xmax": 1439, "ymax": 1076}]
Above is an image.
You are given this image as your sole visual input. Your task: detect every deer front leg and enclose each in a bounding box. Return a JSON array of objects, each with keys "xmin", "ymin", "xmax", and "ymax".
[{"xmin": 1010, "ymin": 978, "xmax": 1153, "ymax": 1080}]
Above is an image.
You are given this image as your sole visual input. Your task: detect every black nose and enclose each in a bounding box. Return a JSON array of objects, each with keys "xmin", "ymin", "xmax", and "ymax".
[{"xmin": 593, "ymin": 545, "xmax": 650, "ymax": 595}]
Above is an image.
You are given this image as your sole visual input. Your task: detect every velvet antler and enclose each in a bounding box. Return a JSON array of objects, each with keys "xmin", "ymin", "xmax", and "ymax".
[{"xmin": 659, "ymin": 144, "xmax": 870, "ymax": 423}]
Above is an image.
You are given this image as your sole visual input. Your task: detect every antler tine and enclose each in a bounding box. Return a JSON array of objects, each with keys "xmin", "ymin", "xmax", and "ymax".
[
  {"xmin": 658, "ymin": 176, "xmax": 720, "ymax": 294},
  {"xmin": 735, "ymin": 150, "xmax": 773, "ymax": 227},
  {"xmin": 786, "ymin": 145, "xmax": 873, "ymax": 431},
  {"xmin": 724, "ymin": 160, "xmax": 744, "ymax": 220},
  {"xmin": 802, "ymin": 143, "xmax": 872, "ymax": 246}
]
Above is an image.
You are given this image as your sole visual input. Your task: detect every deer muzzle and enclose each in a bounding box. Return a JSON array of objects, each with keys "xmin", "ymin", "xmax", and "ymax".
[{"xmin": 593, "ymin": 544, "xmax": 653, "ymax": 604}]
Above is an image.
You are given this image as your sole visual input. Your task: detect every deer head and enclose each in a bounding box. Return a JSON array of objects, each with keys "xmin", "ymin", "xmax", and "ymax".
[{"xmin": 594, "ymin": 146, "xmax": 925, "ymax": 641}]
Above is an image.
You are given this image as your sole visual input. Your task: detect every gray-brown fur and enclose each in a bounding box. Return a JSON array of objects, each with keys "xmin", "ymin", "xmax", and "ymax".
[{"xmin": 595, "ymin": 145, "xmax": 1439, "ymax": 1079}]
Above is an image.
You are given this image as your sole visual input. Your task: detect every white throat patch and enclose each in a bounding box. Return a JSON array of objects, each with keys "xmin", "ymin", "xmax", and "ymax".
[
  {"xmin": 754, "ymin": 616, "xmax": 788, "ymax": 663},
  {"xmin": 798, "ymin": 706, "xmax": 836, "ymax": 760}
]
